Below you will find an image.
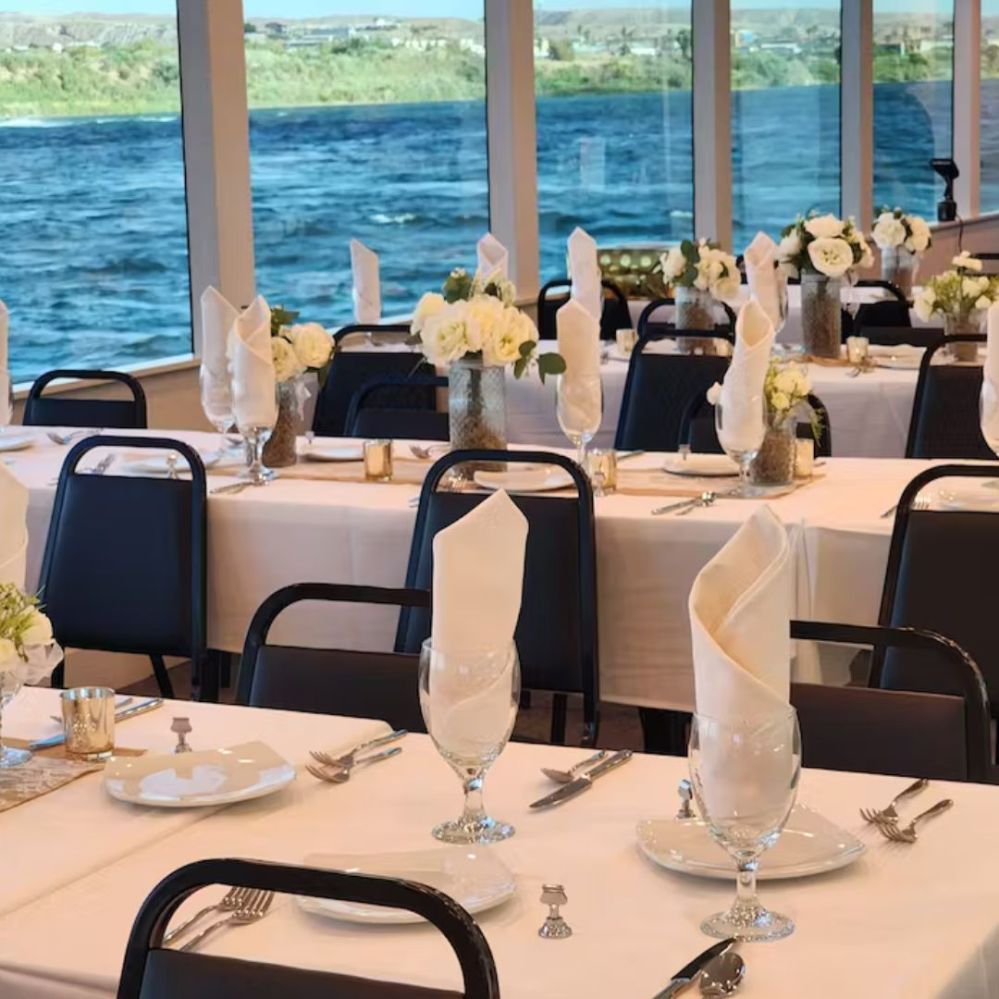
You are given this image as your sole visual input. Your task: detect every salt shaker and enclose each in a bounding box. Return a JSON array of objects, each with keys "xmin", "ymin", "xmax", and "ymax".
[
  {"xmin": 171, "ymin": 716, "xmax": 193, "ymax": 754},
  {"xmin": 538, "ymin": 883, "xmax": 572, "ymax": 939}
]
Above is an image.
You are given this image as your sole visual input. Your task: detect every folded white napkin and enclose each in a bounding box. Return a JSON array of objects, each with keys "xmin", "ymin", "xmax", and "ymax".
[
  {"xmin": 0, "ymin": 463, "xmax": 28, "ymax": 587},
  {"xmin": 350, "ymin": 239, "xmax": 381, "ymax": 325},
  {"xmin": 230, "ymin": 296, "xmax": 277, "ymax": 430},
  {"xmin": 476, "ymin": 233, "xmax": 509, "ymax": 283},
  {"xmin": 714, "ymin": 298, "xmax": 774, "ymax": 454},
  {"xmin": 744, "ymin": 232, "xmax": 784, "ymax": 330},
  {"xmin": 199, "ymin": 286, "xmax": 238, "ymax": 381},
  {"xmin": 568, "ymin": 226, "xmax": 603, "ymax": 322},
  {"xmin": 556, "ymin": 298, "xmax": 602, "ymax": 433},
  {"xmin": 982, "ymin": 302, "xmax": 999, "ymax": 447},
  {"xmin": 689, "ymin": 505, "xmax": 791, "ymax": 723}
]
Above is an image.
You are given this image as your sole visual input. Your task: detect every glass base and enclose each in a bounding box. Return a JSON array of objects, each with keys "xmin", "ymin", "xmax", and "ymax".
[
  {"xmin": 701, "ymin": 905, "xmax": 794, "ymax": 943},
  {"xmin": 239, "ymin": 466, "xmax": 276, "ymax": 483},
  {"xmin": 0, "ymin": 746, "xmax": 32, "ymax": 768},
  {"xmin": 729, "ymin": 481, "xmax": 766, "ymax": 498},
  {"xmin": 432, "ymin": 815, "xmax": 515, "ymax": 845}
]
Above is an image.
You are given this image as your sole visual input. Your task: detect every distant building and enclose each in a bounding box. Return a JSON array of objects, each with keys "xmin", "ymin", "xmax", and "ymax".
[{"xmin": 759, "ymin": 41, "xmax": 802, "ymax": 56}]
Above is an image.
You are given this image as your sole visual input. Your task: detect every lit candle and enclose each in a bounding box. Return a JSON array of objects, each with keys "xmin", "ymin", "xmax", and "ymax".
[
  {"xmin": 586, "ymin": 448, "xmax": 618, "ymax": 496},
  {"xmin": 363, "ymin": 439, "xmax": 393, "ymax": 482},
  {"xmin": 846, "ymin": 336, "xmax": 870, "ymax": 366},
  {"xmin": 794, "ymin": 438, "xmax": 815, "ymax": 479}
]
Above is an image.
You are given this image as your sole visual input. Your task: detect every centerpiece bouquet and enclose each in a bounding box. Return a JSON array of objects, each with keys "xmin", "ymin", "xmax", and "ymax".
[
  {"xmin": 871, "ymin": 208, "xmax": 932, "ymax": 299},
  {"xmin": 751, "ymin": 360, "xmax": 820, "ymax": 487},
  {"xmin": 660, "ymin": 239, "xmax": 740, "ymax": 353}
]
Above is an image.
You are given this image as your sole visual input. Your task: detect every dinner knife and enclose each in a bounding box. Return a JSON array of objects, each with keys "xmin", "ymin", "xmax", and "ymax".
[
  {"xmin": 28, "ymin": 697, "xmax": 164, "ymax": 750},
  {"xmin": 650, "ymin": 938, "xmax": 737, "ymax": 999},
  {"xmin": 529, "ymin": 749, "xmax": 633, "ymax": 808}
]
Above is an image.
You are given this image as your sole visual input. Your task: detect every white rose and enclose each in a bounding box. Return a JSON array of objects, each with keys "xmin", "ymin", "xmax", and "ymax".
[
  {"xmin": 872, "ymin": 214, "xmax": 906, "ymax": 249},
  {"xmin": 0, "ymin": 637, "xmax": 17, "ymax": 665},
  {"xmin": 777, "ymin": 231, "xmax": 801, "ymax": 261},
  {"xmin": 963, "ymin": 277, "xmax": 983, "ymax": 299},
  {"xmin": 770, "ymin": 390, "xmax": 791, "ymax": 412},
  {"xmin": 420, "ymin": 301, "xmax": 479, "ymax": 365},
  {"xmin": 287, "ymin": 323, "xmax": 332, "ymax": 369},
  {"xmin": 271, "ymin": 336, "xmax": 305, "ymax": 382},
  {"xmin": 907, "ymin": 217, "xmax": 931, "ymax": 253},
  {"xmin": 706, "ymin": 382, "xmax": 722, "ymax": 405},
  {"xmin": 855, "ymin": 233, "xmax": 875, "ymax": 270},
  {"xmin": 412, "ymin": 292, "xmax": 446, "ymax": 333},
  {"xmin": 483, "ymin": 306, "xmax": 537, "ymax": 366},
  {"xmin": 953, "ymin": 252, "xmax": 984, "ymax": 272},
  {"xmin": 660, "ymin": 247, "xmax": 687, "ymax": 281},
  {"xmin": 806, "ymin": 237, "xmax": 855, "ymax": 279},
  {"xmin": 714, "ymin": 272, "xmax": 741, "ymax": 302},
  {"xmin": 804, "ymin": 214, "xmax": 845, "ymax": 239},
  {"xmin": 975, "ymin": 295, "xmax": 993, "ymax": 311},
  {"xmin": 914, "ymin": 287, "xmax": 937, "ymax": 322},
  {"xmin": 21, "ymin": 609, "xmax": 53, "ymax": 647}
]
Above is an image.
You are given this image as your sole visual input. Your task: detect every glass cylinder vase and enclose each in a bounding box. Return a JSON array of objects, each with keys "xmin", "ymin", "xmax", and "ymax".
[
  {"xmin": 261, "ymin": 377, "xmax": 304, "ymax": 469},
  {"xmin": 800, "ymin": 273, "xmax": 842, "ymax": 359},
  {"xmin": 943, "ymin": 314, "xmax": 982, "ymax": 364},
  {"xmin": 880, "ymin": 246, "xmax": 918, "ymax": 301},
  {"xmin": 448, "ymin": 357, "xmax": 507, "ymax": 477},
  {"xmin": 749, "ymin": 417, "xmax": 797, "ymax": 488},
  {"xmin": 674, "ymin": 285, "xmax": 718, "ymax": 355}
]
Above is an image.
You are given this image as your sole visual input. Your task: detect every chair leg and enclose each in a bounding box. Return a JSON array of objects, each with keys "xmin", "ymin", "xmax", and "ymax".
[
  {"xmin": 194, "ymin": 651, "xmax": 220, "ymax": 704},
  {"xmin": 550, "ymin": 693, "xmax": 568, "ymax": 745},
  {"xmin": 149, "ymin": 655, "xmax": 175, "ymax": 700},
  {"xmin": 638, "ymin": 707, "xmax": 690, "ymax": 756}
]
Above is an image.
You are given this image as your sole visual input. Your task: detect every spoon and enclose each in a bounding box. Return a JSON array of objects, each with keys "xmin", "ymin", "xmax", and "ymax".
[
  {"xmin": 676, "ymin": 491, "xmax": 717, "ymax": 516},
  {"xmin": 652, "ymin": 491, "xmax": 714, "ymax": 516},
  {"xmin": 541, "ymin": 750, "xmax": 607, "ymax": 784},
  {"xmin": 699, "ymin": 952, "xmax": 745, "ymax": 997},
  {"xmin": 409, "ymin": 443, "xmax": 450, "ymax": 461}
]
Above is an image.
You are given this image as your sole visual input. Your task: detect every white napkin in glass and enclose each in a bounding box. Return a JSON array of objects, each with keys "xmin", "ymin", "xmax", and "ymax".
[
  {"xmin": 556, "ymin": 298, "xmax": 602, "ymax": 432},
  {"xmin": 476, "ymin": 233, "xmax": 509, "ymax": 283},
  {"xmin": 982, "ymin": 302, "xmax": 999, "ymax": 448},
  {"xmin": 350, "ymin": 239, "xmax": 381, "ymax": 325},
  {"xmin": 744, "ymin": 232, "xmax": 784, "ymax": 330},
  {"xmin": 568, "ymin": 226, "xmax": 603, "ymax": 322},
  {"xmin": 230, "ymin": 296, "xmax": 277, "ymax": 430},
  {"xmin": 0, "ymin": 463, "xmax": 28, "ymax": 587},
  {"xmin": 689, "ymin": 505, "xmax": 791, "ymax": 723},
  {"xmin": 199, "ymin": 286, "xmax": 238, "ymax": 381}
]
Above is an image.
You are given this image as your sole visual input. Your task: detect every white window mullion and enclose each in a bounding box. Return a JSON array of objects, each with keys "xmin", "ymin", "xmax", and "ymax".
[
  {"xmin": 841, "ymin": 0, "xmax": 873, "ymax": 228},
  {"xmin": 954, "ymin": 0, "xmax": 982, "ymax": 218}
]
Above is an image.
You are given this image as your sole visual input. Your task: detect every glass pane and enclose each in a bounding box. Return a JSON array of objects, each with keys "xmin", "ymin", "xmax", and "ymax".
[
  {"xmin": 983, "ymin": 1, "xmax": 999, "ymax": 213},
  {"xmin": 873, "ymin": 1, "xmax": 953, "ymax": 218},
  {"xmin": 731, "ymin": 3, "xmax": 841, "ymax": 249},
  {"xmin": 0, "ymin": 3, "xmax": 190, "ymax": 383},
  {"xmin": 243, "ymin": 4, "xmax": 487, "ymax": 322},
  {"xmin": 534, "ymin": 3, "xmax": 694, "ymax": 279}
]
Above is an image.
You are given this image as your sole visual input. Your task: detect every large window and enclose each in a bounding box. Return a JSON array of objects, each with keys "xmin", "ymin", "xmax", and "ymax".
[
  {"xmin": 873, "ymin": 1, "xmax": 953, "ymax": 218},
  {"xmin": 0, "ymin": 3, "xmax": 189, "ymax": 384},
  {"xmin": 730, "ymin": 3, "xmax": 840, "ymax": 251},
  {"xmin": 983, "ymin": 1, "xmax": 999, "ymax": 212},
  {"xmin": 533, "ymin": 2, "xmax": 693, "ymax": 279},
  {"xmin": 243, "ymin": 3, "xmax": 487, "ymax": 324}
]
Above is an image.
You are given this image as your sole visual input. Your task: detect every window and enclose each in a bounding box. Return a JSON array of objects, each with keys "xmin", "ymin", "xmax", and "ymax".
[
  {"xmin": 533, "ymin": 2, "xmax": 693, "ymax": 279},
  {"xmin": 0, "ymin": 2, "xmax": 190, "ymax": 384},
  {"xmin": 873, "ymin": 1, "xmax": 953, "ymax": 218},
  {"xmin": 243, "ymin": 3, "xmax": 487, "ymax": 323},
  {"xmin": 983, "ymin": 1, "xmax": 999, "ymax": 212},
  {"xmin": 730, "ymin": 3, "xmax": 841, "ymax": 251}
]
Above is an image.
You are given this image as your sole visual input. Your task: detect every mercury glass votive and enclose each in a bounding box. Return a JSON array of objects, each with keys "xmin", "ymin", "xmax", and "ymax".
[
  {"xmin": 794, "ymin": 438, "xmax": 815, "ymax": 479},
  {"xmin": 615, "ymin": 328, "xmax": 638, "ymax": 355},
  {"xmin": 587, "ymin": 448, "xmax": 618, "ymax": 496},
  {"xmin": 61, "ymin": 687, "xmax": 115, "ymax": 761},
  {"xmin": 364, "ymin": 439, "xmax": 393, "ymax": 482},
  {"xmin": 846, "ymin": 336, "xmax": 870, "ymax": 366}
]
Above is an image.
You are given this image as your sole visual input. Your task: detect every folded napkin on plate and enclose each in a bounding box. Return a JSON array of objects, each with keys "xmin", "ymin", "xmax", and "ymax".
[
  {"xmin": 476, "ymin": 233, "xmax": 509, "ymax": 283},
  {"xmin": 230, "ymin": 296, "xmax": 277, "ymax": 430},
  {"xmin": 350, "ymin": 239, "xmax": 381, "ymax": 325},
  {"xmin": 744, "ymin": 232, "xmax": 785, "ymax": 330},
  {"xmin": 983, "ymin": 302, "xmax": 999, "ymax": 446},
  {"xmin": 199, "ymin": 286, "xmax": 238, "ymax": 381},
  {"xmin": 556, "ymin": 298, "xmax": 602, "ymax": 432},
  {"xmin": 0, "ymin": 463, "xmax": 28, "ymax": 587},
  {"xmin": 712, "ymin": 298, "xmax": 775, "ymax": 454},
  {"xmin": 568, "ymin": 226, "xmax": 603, "ymax": 322},
  {"xmin": 689, "ymin": 505, "xmax": 791, "ymax": 723}
]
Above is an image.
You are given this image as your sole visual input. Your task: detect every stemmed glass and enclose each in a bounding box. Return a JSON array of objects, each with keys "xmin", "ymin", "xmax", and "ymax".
[
  {"xmin": 419, "ymin": 640, "xmax": 520, "ymax": 844},
  {"xmin": 715, "ymin": 394, "xmax": 766, "ymax": 497},
  {"xmin": 557, "ymin": 374, "xmax": 603, "ymax": 469},
  {"xmin": 198, "ymin": 365, "xmax": 234, "ymax": 459},
  {"xmin": 236, "ymin": 385, "xmax": 278, "ymax": 485},
  {"xmin": 689, "ymin": 709, "xmax": 801, "ymax": 942}
]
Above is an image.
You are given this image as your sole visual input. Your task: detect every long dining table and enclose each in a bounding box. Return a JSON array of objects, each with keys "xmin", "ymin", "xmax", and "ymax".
[{"xmin": 1, "ymin": 688, "xmax": 998, "ymax": 998}]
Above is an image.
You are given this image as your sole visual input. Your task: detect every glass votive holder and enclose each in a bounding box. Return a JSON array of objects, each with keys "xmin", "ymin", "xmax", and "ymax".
[
  {"xmin": 363, "ymin": 439, "xmax": 393, "ymax": 482},
  {"xmin": 794, "ymin": 438, "xmax": 815, "ymax": 479},
  {"xmin": 846, "ymin": 336, "xmax": 870, "ymax": 366},
  {"xmin": 61, "ymin": 687, "xmax": 115, "ymax": 761},
  {"xmin": 587, "ymin": 448, "xmax": 618, "ymax": 496},
  {"xmin": 616, "ymin": 328, "xmax": 638, "ymax": 355}
]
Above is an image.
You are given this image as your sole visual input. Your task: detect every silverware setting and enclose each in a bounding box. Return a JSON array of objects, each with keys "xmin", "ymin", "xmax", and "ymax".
[
  {"xmin": 651, "ymin": 937, "xmax": 739, "ymax": 999},
  {"xmin": 48, "ymin": 452, "xmax": 117, "ymax": 486},
  {"xmin": 409, "ymin": 443, "xmax": 450, "ymax": 461},
  {"xmin": 306, "ymin": 746, "xmax": 402, "ymax": 784},
  {"xmin": 164, "ymin": 886, "xmax": 255, "ymax": 945},
  {"xmin": 876, "ymin": 798, "xmax": 954, "ymax": 843},
  {"xmin": 541, "ymin": 749, "xmax": 606, "ymax": 784},
  {"xmin": 880, "ymin": 496, "xmax": 929, "ymax": 519},
  {"xmin": 860, "ymin": 777, "xmax": 929, "ymax": 824},
  {"xmin": 309, "ymin": 728, "xmax": 407, "ymax": 769},
  {"xmin": 177, "ymin": 889, "xmax": 275, "ymax": 952},
  {"xmin": 211, "ymin": 479, "xmax": 267, "ymax": 496},
  {"xmin": 46, "ymin": 428, "xmax": 102, "ymax": 446},
  {"xmin": 530, "ymin": 749, "xmax": 633, "ymax": 809},
  {"xmin": 652, "ymin": 491, "xmax": 718, "ymax": 517}
]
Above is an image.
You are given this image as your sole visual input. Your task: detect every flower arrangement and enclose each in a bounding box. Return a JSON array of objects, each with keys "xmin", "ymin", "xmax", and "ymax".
[
  {"xmin": 914, "ymin": 253, "xmax": 999, "ymax": 323},
  {"xmin": 777, "ymin": 213, "xmax": 874, "ymax": 280},
  {"xmin": 763, "ymin": 360, "xmax": 818, "ymax": 433},
  {"xmin": 660, "ymin": 239, "xmax": 740, "ymax": 301},
  {"xmin": 268, "ymin": 306, "xmax": 335, "ymax": 383},
  {"xmin": 0, "ymin": 583, "xmax": 60, "ymax": 678},
  {"xmin": 871, "ymin": 208, "xmax": 932, "ymax": 253},
  {"xmin": 412, "ymin": 269, "xmax": 565, "ymax": 381}
]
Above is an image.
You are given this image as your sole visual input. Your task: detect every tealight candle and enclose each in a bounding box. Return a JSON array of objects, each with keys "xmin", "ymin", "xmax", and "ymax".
[
  {"xmin": 615, "ymin": 328, "xmax": 638, "ymax": 354},
  {"xmin": 795, "ymin": 438, "xmax": 815, "ymax": 479},
  {"xmin": 846, "ymin": 336, "xmax": 870, "ymax": 366},
  {"xmin": 586, "ymin": 449, "xmax": 618, "ymax": 496},
  {"xmin": 363, "ymin": 439, "xmax": 393, "ymax": 482}
]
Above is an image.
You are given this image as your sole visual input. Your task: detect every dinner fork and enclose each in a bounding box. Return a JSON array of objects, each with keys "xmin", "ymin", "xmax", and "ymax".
[
  {"xmin": 880, "ymin": 497, "xmax": 930, "ymax": 520},
  {"xmin": 178, "ymin": 890, "xmax": 275, "ymax": 952},
  {"xmin": 309, "ymin": 729, "xmax": 406, "ymax": 769},
  {"xmin": 163, "ymin": 886, "xmax": 254, "ymax": 945},
  {"xmin": 46, "ymin": 428, "xmax": 101, "ymax": 446},
  {"xmin": 860, "ymin": 777, "xmax": 928, "ymax": 824},
  {"xmin": 877, "ymin": 799, "xmax": 953, "ymax": 843},
  {"xmin": 306, "ymin": 746, "xmax": 402, "ymax": 784}
]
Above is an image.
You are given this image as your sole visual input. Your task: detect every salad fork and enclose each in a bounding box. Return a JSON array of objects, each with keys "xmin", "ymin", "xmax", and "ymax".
[
  {"xmin": 877, "ymin": 799, "xmax": 953, "ymax": 843},
  {"xmin": 860, "ymin": 777, "xmax": 928, "ymax": 824},
  {"xmin": 163, "ymin": 886, "xmax": 254, "ymax": 945},
  {"xmin": 306, "ymin": 746, "xmax": 402, "ymax": 784},
  {"xmin": 309, "ymin": 729, "xmax": 406, "ymax": 769},
  {"xmin": 178, "ymin": 890, "xmax": 275, "ymax": 952}
]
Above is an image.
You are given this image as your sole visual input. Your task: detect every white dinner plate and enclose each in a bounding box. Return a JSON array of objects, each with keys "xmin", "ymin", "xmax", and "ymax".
[
  {"xmin": 104, "ymin": 741, "xmax": 296, "ymax": 808},
  {"xmin": 934, "ymin": 484, "xmax": 999, "ymax": 512},
  {"xmin": 0, "ymin": 431, "xmax": 35, "ymax": 453},
  {"xmin": 303, "ymin": 445, "xmax": 364, "ymax": 463},
  {"xmin": 636, "ymin": 803, "xmax": 865, "ymax": 881},
  {"xmin": 297, "ymin": 848, "xmax": 516, "ymax": 924},
  {"xmin": 662, "ymin": 454, "xmax": 739, "ymax": 478},
  {"xmin": 118, "ymin": 450, "xmax": 220, "ymax": 476},
  {"xmin": 474, "ymin": 465, "xmax": 573, "ymax": 493},
  {"xmin": 872, "ymin": 350, "xmax": 924, "ymax": 370}
]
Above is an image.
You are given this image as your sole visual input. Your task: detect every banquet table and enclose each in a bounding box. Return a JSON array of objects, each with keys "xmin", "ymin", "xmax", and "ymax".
[
  {"xmin": 0, "ymin": 690, "xmax": 997, "ymax": 998},
  {"xmin": 6, "ymin": 428, "xmax": 966, "ymax": 711}
]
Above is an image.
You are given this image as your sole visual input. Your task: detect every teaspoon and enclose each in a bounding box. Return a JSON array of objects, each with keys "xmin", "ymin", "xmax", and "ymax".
[
  {"xmin": 699, "ymin": 952, "xmax": 745, "ymax": 997},
  {"xmin": 541, "ymin": 750, "xmax": 607, "ymax": 784}
]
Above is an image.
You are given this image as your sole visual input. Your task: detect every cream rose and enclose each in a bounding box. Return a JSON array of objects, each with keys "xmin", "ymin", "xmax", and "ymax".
[
  {"xmin": 0, "ymin": 637, "xmax": 17, "ymax": 665},
  {"xmin": 777, "ymin": 231, "xmax": 801, "ymax": 261},
  {"xmin": 914, "ymin": 287, "xmax": 937, "ymax": 322},
  {"xmin": 906, "ymin": 217, "xmax": 931, "ymax": 253},
  {"xmin": 953, "ymin": 252, "xmax": 984, "ymax": 272},
  {"xmin": 807, "ymin": 237, "xmax": 855, "ymax": 279},
  {"xmin": 770, "ymin": 390, "xmax": 791, "ymax": 412},
  {"xmin": 420, "ymin": 301, "xmax": 480, "ymax": 365},
  {"xmin": 872, "ymin": 214, "xmax": 906, "ymax": 249},
  {"xmin": 660, "ymin": 247, "xmax": 686, "ymax": 281},
  {"xmin": 976, "ymin": 295, "xmax": 994, "ymax": 311},
  {"xmin": 271, "ymin": 336, "xmax": 305, "ymax": 382},
  {"xmin": 21, "ymin": 609, "xmax": 53, "ymax": 647},
  {"xmin": 412, "ymin": 292, "xmax": 447, "ymax": 334},
  {"xmin": 287, "ymin": 323, "xmax": 332, "ymax": 369},
  {"xmin": 804, "ymin": 214, "xmax": 845, "ymax": 239}
]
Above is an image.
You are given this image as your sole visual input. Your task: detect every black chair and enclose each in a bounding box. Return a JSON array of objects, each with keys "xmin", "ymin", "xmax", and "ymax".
[
  {"xmin": 39, "ymin": 436, "xmax": 212, "ymax": 700},
  {"xmin": 313, "ymin": 326, "xmax": 436, "ymax": 437},
  {"xmin": 346, "ymin": 374, "xmax": 449, "ymax": 441},
  {"xmin": 905, "ymin": 335, "xmax": 992, "ymax": 459},
  {"xmin": 23, "ymin": 369, "xmax": 147, "ymax": 429},
  {"xmin": 536, "ymin": 277, "xmax": 631, "ymax": 340},
  {"xmin": 118, "ymin": 858, "xmax": 499, "ymax": 999},
  {"xmin": 858, "ymin": 326, "xmax": 944, "ymax": 349},
  {"xmin": 877, "ymin": 464, "xmax": 999, "ymax": 732},
  {"xmin": 635, "ymin": 298, "xmax": 736, "ymax": 340},
  {"xmin": 790, "ymin": 620, "xmax": 992, "ymax": 783},
  {"xmin": 396, "ymin": 450, "xmax": 598, "ymax": 746},
  {"xmin": 840, "ymin": 280, "xmax": 910, "ymax": 336},
  {"xmin": 238, "ymin": 583, "xmax": 428, "ymax": 732},
  {"xmin": 614, "ymin": 332, "xmax": 730, "ymax": 452}
]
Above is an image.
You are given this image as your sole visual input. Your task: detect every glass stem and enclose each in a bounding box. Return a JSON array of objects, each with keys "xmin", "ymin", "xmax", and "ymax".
[
  {"xmin": 460, "ymin": 772, "xmax": 486, "ymax": 827},
  {"xmin": 576, "ymin": 439, "xmax": 587, "ymax": 469},
  {"xmin": 739, "ymin": 455, "xmax": 752, "ymax": 493},
  {"xmin": 735, "ymin": 857, "xmax": 760, "ymax": 912}
]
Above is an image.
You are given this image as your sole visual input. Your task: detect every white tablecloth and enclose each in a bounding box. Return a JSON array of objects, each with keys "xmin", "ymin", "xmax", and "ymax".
[{"xmin": 0, "ymin": 691, "xmax": 996, "ymax": 998}]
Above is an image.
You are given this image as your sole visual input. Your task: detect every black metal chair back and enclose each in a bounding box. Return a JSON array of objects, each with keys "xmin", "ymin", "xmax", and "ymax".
[
  {"xmin": 396, "ymin": 450, "xmax": 598, "ymax": 746},
  {"xmin": 118, "ymin": 859, "xmax": 499, "ymax": 999},
  {"xmin": 346, "ymin": 374, "xmax": 449, "ymax": 441},
  {"xmin": 905, "ymin": 336, "xmax": 992, "ymax": 459},
  {"xmin": 238, "ymin": 583, "xmax": 429, "ymax": 732},
  {"xmin": 536, "ymin": 277, "xmax": 631, "ymax": 340},
  {"xmin": 635, "ymin": 298, "xmax": 736, "ymax": 340},
  {"xmin": 23, "ymin": 369, "xmax": 147, "ymax": 429},
  {"xmin": 858, "ymin": 326, "xmax": 943, "ymax": 348},
  {"xmin": 614, "ymin": 331, "xmax": 730, "ymax": 452},
  {"xmin": 38, "ymin": 437, "xmax": 208, "ymax": 699}
]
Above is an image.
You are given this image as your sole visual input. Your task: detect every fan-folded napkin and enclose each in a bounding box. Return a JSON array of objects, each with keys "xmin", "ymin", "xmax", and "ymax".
[
  {"xmin": 556, "ymin": 298, "xmax": 602, "ymax": 433},
  {"xmin": 230, "ymin": 296, "xmax": 277, "ymax": 429},
  {"xmin": 0, "ymin": 464, "xmax": 28, "ymax": 587},
  {"xmin": 568, "ymin": 227, "xmax": 603, "ymax": 322},
  {"xmin": 350, "ymin": 240, "xmax": 381, "ymax": 325},
  {"xmin": 744, "ymin": 232, "xmax": 784, "ymax": 330},
  {"xmin": 476, "ymin": 233, "xmax": 509, "ymax": 282},
  {"xmin": 199, "ymin": 286, "xmax": 238, "ymax": 381}
]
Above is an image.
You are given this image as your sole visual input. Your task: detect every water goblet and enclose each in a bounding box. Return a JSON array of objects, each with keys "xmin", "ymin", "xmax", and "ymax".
[
  {"xmin": 0, "ymin": 668, "xmax": 31, "ymax": 768},
  {"xmin": 198, "ymin": 365, "xmax": 234, "ymax": 458},
  {"xmin": 557, "ymin": 374, "xmax": 603, "ymax": 470},
  {"xmin": 715, "ymin": 394, "xmax": 766, "ymax": 497},
  {"xmin": 689, "ymin": 709, "xmax": 801, "ymax": 942},
  {"xmin": 419, "ymin": 640, "xmax": 519, "ymax": 844},
  {"xmin": 236, "ymin": 385, "xmax": 278, "ymax": 485}
]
